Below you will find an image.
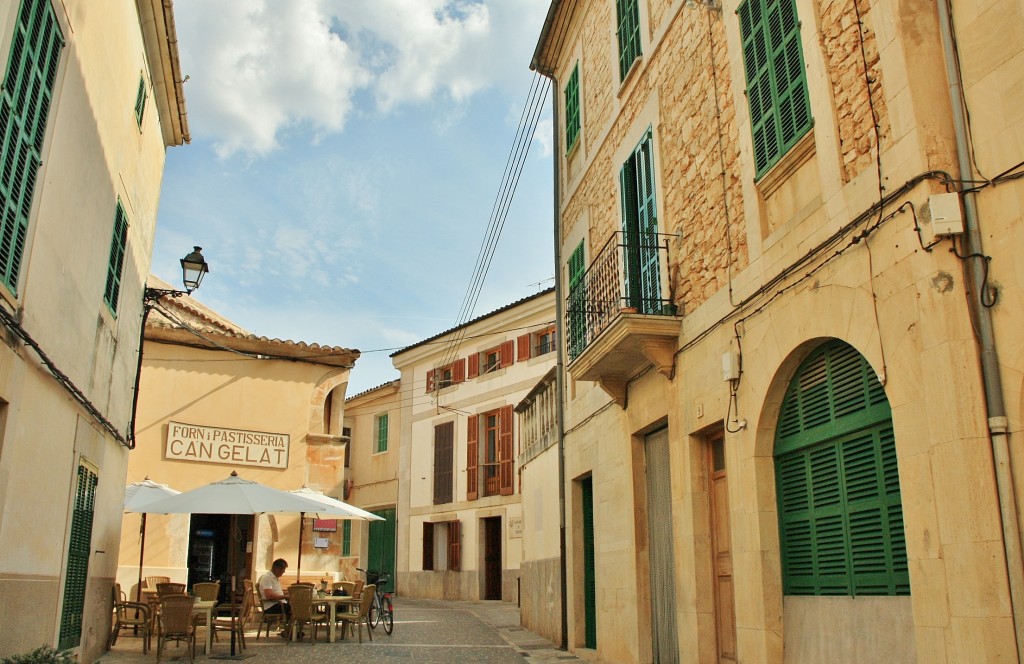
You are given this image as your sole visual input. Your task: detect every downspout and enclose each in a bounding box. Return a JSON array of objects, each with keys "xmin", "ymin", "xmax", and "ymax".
[{"xmin": 937, "ymin": 1, "xmax": 1024, "ymax": 659}]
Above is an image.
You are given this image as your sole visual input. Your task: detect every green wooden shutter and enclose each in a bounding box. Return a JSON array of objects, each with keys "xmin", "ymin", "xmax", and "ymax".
[
  {"xmin": 581, "ymin": 477, "xmax": 597, "ymax": 649},
  {"xmin": 59, "ymin": 464, "xmax": 98, "ymax": 649},
  {"xmin": 0, "ymin": 0, "xmax": 63, "ymax": 294},
  {"xmin": 775, "ymin": 340, "xmax": 908, "ymax": 596},
  {"xmin": 621, "ymin": 130, "xmax": 660, "ymax": 313},
  {"xmin": 103, "ymin": 200, "xmax": 129, "ymax": 313},
  {"xmin": 134, "ymin": 75, "xmax": 147, "ymax": 128},
  {"xmin": 376, "ymin": 413, "xmax": 388, "ymax": 453},
  {"xmin": 567, "ymin": 240, "xmax": 586, "ymax": 360},
  {"xmin": 341, "ymin": 520, "xmax": 351, "ymax": 557},
  {"xmin": 564, "ymin": 64, "xmax": 580, "ymax": 151},
  {"xmin": 367, "ymin": 508, "xmax": 396, "ymax": 585},
  {"xmin": 738, "ymin": 0, "xmax": 812, "ymax": 178},
  {"xmin": 615, "ymin": 0, "xmax": 642, "ymax": 80}
]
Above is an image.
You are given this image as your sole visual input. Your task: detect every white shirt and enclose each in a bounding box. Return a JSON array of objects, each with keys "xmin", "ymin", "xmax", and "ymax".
[{"xmin": 258, "ymin": 570, "xmax": 284, "ymax": 611}]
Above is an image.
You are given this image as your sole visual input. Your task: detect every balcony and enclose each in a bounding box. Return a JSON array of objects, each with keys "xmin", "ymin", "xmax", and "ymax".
[{"xmin": 566, "ymin": 231, "xmax": 681, "ymax": 406}]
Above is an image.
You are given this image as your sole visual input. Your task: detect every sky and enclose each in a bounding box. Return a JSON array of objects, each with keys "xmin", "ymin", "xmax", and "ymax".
[{"xmin": 150, "ymin": 0, "xmax": 555, "ymax": 395}]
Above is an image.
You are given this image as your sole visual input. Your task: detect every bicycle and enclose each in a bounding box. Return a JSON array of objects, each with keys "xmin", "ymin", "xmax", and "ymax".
[{"xmin": 356, "ymin": 568, "xmax": 394, "ymax": 634}]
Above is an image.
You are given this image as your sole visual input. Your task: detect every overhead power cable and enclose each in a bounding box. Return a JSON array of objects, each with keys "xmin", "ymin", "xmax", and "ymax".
[{"xmin": 434, "ymin": 73, "xmax": 551, "ymax": 373}]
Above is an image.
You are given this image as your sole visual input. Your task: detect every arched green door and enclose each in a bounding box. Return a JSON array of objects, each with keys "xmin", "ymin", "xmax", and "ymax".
[{"xmin": 774, "ymin": 340, "xmax": 909, "ymax": 596}]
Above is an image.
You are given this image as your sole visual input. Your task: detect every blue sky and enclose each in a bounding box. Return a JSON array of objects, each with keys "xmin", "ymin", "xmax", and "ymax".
[{"xmin": 150, "ymin": 0, "xmax": 555, "ymax": 394}]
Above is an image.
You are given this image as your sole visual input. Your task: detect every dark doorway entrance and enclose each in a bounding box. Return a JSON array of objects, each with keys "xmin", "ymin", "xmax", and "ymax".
[
  {"xmin": 483, "ymin": 517, "xmax": 502, "ymax": 600},
  {"xmin": 188, "ymin": 514, "xmax": 253, "ymax": 603}
]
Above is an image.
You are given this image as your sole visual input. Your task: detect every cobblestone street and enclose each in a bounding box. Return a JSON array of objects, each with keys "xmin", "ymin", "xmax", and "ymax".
[{"xmin": 100, "ymin": 598, "xmax": 579, "ymax": 663}]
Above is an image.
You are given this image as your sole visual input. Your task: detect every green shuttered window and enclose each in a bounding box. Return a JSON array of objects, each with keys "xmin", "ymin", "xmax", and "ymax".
[
  {"xmin": 564, "ymin": 64, "xmax": 580, "ymax": 152},
  {"xmin": 341, "ymin": 520, "xmax": 351, "ymax": 557},
  {"xmin": 566, "ymin": 240, "xmax": 586, "ymax": 360},
  {"xmin": 367, "ymin": 508, "xmax": 396, "ymax": 582},
  {"xmin": 375, "ymin": 413, "xmax": 388, "ymax": 453},
  {"xmin": 775, "ymin": 340, "xmax": 909, "ymax": 596},
  {"xmin": 134, "ymin": 75, "xmax": 147, "ymax": 128},
  {"xmin": 104, "ymin": 200, "xmax": 129, "ymax": 313},
  {"xmin": 738, "ymin": 0, "xmax": 812, "ymax": 178},
  {"xmin": 0, "ymin": 0, "xmax": 64, "ymax": 294},
  {"xmin": 615, "ymin": 0, "xmax": 642, "ymax": 81},
  {"xmin": 620, "ymin": 129, "xmax": 661, "ymax": 313},
  {"xmin": 59, "ymin": 464, "xmax": 98, "ymax": 649}
]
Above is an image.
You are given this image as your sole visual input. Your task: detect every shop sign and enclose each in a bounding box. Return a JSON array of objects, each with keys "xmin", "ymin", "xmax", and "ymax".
[{"xmin": 165, "ymin": 421, "xmax": 290, "ymax": 469}]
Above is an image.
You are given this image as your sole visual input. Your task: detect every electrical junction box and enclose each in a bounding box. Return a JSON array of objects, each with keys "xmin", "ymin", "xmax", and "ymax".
[
  {"xmin": 929, "ymin": 192, "xmax": 964, "ymax": 236},
  {"xmin": 722, "ymin": 351, "xmax": 740, "ymax": 382}
]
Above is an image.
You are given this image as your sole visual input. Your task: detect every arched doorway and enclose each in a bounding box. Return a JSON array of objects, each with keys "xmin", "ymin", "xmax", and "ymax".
[{"xmin": 773, "ymin": 339, "xmax": 913, "ymax": 661}]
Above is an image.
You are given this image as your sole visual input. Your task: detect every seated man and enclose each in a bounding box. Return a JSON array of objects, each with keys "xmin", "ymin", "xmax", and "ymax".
[{"xmin": 258, "ymin": 558, "xmax": 293, "ymax": 636}]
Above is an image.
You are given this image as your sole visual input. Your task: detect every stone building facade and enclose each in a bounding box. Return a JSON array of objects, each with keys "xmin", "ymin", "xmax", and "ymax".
[
  {"xmin": 531, "ymin": 0, "xmax": 1024, "ymax": 662},
  {"xmin": 0, "ymin": 1, "xmax": 188, "ymax": 659},
  {"xmin": 118, "ymin": 285, "xmax": 361, "ymax": 599},
  {"xmin": 393, "ymin": 289, "xmax": 557, "ymax": 601}
]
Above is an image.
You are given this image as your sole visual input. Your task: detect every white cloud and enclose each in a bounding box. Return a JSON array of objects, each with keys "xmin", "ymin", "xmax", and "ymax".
[{"xmin": 174, "ymin": 0, "xmax": 550, "ymax": 157}]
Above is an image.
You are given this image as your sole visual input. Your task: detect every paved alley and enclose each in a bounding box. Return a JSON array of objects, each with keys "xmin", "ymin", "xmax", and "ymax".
[{"xmin": 99, "ymin": 597, "xmax": 580, "ymax": 663}]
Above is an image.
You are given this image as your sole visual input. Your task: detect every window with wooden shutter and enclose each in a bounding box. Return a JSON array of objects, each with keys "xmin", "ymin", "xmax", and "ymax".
[
  {"xmin": 422, "ymin": 522, "xmax": 435, "ymax": 570},
  {"xmin": 342, "ymin": 520, "xmax": 351, "ymax": 557},
  {"xmin": 134, "ymin": 74, "xmax": 147, "ymax": 128},
  {"xmin": 500, "ymin": 340, "xmax": 514, "ymax": 368},
  {"xmin": 433, "ymin": 422, "xmax": 454, "ymax": 505},
  {"xmin": 738, "ymin": 0, "xmax": 812, "ymax": 178},
  {"xmin": 615, "ymin": 0, "xmax": 642, "ymax": 81},
  {"xmin": 103, "ymin": 200, "xmax": 129, "ymax": 314},
  {"xmin": 468, "ymin": 352, "xmax": 480, "ymax": 378},
  {"xmin": 0, "ymin": 0, "xmax": 64, "ymax": 294},
  {"xmin": 565, "ymin": 63, "xmax": 580, "ymax": 150},
  {"xmin": 453, "ymin": 358, "xmax": 466, "ymax": 383},
  {"xmin": 447, "ymin": 520, "xmax": 461, "ymax": 571},
  {"xmin": 774, "ymin": 340, "xmax": 908, "ymax": 596},
  {"xmin": 425, "ymin": 369, "xmax": 435, "ymax": 393},
  {"xmin": 620, "ymin": 128, "xmax": 661, "ymax": 314},
  {"xmin": 498, "ymin": 405, "xmax": 514, "ymax": 496},
  {"xmin": 466, "ymin": 414, "xmax": 479, "ymax": 501},
  {"xmin": 375, "ymin": 413, "xmax": 388, "ymax": 453},
  {"xmin": 567, "ymin": 241, "xmax": 586, "ymax": 360},
  {"xmin": 517, "ymin": 334, "xmax": 531, "ymax": 362},
  {"xmin": 59, "ymin": 463, "xmax": 98, "ymax": 649}
]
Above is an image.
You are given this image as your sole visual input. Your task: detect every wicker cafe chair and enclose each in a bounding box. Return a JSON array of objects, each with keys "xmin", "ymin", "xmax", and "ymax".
[
  {"xmin": 109, "ymin": 583, "xmax": 152, "ymax": 653},
  {"xmin": 157, "ymin": 594, "xmax": 197, "ymax": 663},
  {"xmin": 286, "ymin": 584, "xmax": 327, "ymax": 644},
  {"xmin": 211, "ymin": 580, "xmax": 254, "ymax": 650},
  {"xmin": 192, "ymin": 581, "xmax": 220, "ymax": 601},
  {"xmin": 254, "ymin": 582, "xmax": 286, "ymax": 639},
  {"xmin": 156, "ymin": 582, "xmax": 186, "ymax": 597},
  {"xmin": 340, "ymin": 584, "xmax": 375, "ymax": 643},
  {"xmin": 146, "ymin": 575, "xmax": 171, "ymax": 590}
]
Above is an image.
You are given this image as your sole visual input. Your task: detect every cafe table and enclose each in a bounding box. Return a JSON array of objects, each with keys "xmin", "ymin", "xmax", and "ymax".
[
  {"xmin": 312, "ymin": 595, "xmax": 361, "ymax": 643},
  {"xmin": 193, "ymin": 599, "xmax": 217, "ymax": 654}
]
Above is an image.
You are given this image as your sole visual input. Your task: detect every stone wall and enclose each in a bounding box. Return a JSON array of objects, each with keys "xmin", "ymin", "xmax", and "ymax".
[{"xmin": 520, "ymin": 557, "xmax": 563, "ymax": 646}]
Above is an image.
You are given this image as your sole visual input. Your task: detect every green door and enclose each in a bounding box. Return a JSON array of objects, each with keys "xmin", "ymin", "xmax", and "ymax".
[
  {"xmin": 367, "ymin": 508, "xmax": 396, "ymax": 590},
  {"xmin": 581, "ymin": 477, "xmax": 597, "ymax": 649},
  {"xmin": 59, "ymin": 464, "xmax": 98, "ymax": 649}
]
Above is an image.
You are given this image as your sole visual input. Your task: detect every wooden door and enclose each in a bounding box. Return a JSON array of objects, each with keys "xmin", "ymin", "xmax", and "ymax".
[
  {"xmin": 708, "ymin": 431, "xmax": 736, "ymax": 662},
  {"xmin": 483, "ymin": 517, "xmax": 502, "ymax": 599}
]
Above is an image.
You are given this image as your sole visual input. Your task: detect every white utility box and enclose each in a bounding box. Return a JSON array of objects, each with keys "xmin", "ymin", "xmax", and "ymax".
[{"xmin": 929, "ymin": 192, "xmax": 964, "ymax": 236}]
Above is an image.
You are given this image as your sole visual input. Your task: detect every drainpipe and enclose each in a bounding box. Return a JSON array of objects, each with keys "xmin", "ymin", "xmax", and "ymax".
[
  {"xmin": 937, "ymin": 1, "xmax": 1024, "ymax": 658},
  {"xmin": 548, "ymin": 78, "xmax": 569, "ymax": 653}
]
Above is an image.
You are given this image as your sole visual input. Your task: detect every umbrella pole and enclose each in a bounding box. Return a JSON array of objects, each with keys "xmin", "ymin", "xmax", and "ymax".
[
  {"xmin": 296, "ymin": 512, "xmax": 305, "ymax": 583},
  {"xmin": 137, "ymin": 513, "xmax": 147, "ymax": 603},
  {"xmin": 211, "ymin": 514, "xmax": 254, "ymax": 660}
]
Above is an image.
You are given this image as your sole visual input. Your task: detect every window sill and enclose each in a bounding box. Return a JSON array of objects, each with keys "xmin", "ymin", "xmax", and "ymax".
[
  {"xmin": 617, "ymin": 55, "xmax": 644, "ymax": 99},
  {"xmin": 565, "ymin": 135, "xmax": 580, "ymax": 159},
  {"xmin": 755, "ymin": 129, "xmax": 815, "ymax": 198},
  {"xmin": 476, "ymin": 367, "xmax": 507, "ymax": 382}
]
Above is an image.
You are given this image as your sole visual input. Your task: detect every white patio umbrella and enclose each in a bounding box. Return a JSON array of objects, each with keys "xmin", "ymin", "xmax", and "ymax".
[
  {"xmin": 141, "ymin": 471, "xmax": 354, "ymax": 657},
  {"xmin": 288, "ymin": 487, "xmax": 383, "ymax": 581},
  {"xmin": 123, "ymin": 478, "xmax": 180, "ymax": 604}
]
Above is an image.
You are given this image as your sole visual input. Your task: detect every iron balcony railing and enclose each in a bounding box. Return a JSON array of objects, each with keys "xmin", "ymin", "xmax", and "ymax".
[{"xmin": 566, "ymin": 231, "xmax": 676, "ymax": 362}]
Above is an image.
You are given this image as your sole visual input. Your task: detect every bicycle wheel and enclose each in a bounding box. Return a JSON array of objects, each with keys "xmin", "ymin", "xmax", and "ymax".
[
  {"xmin": 382, "ymin": 596, "xmax": 394, "ymax": 634},
  {"xmin": 368, "ymin": 595, "xmax": 380, "ymax": 628}
]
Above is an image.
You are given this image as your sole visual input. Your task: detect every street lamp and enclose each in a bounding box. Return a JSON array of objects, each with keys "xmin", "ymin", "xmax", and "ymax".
[
  {"xmin": 129, "ymin": 247, "xmax": 212, "ymax": 448},
  {"xmin": 145, "ymin": 246, "xmax": 210, "ymax": 303}
]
